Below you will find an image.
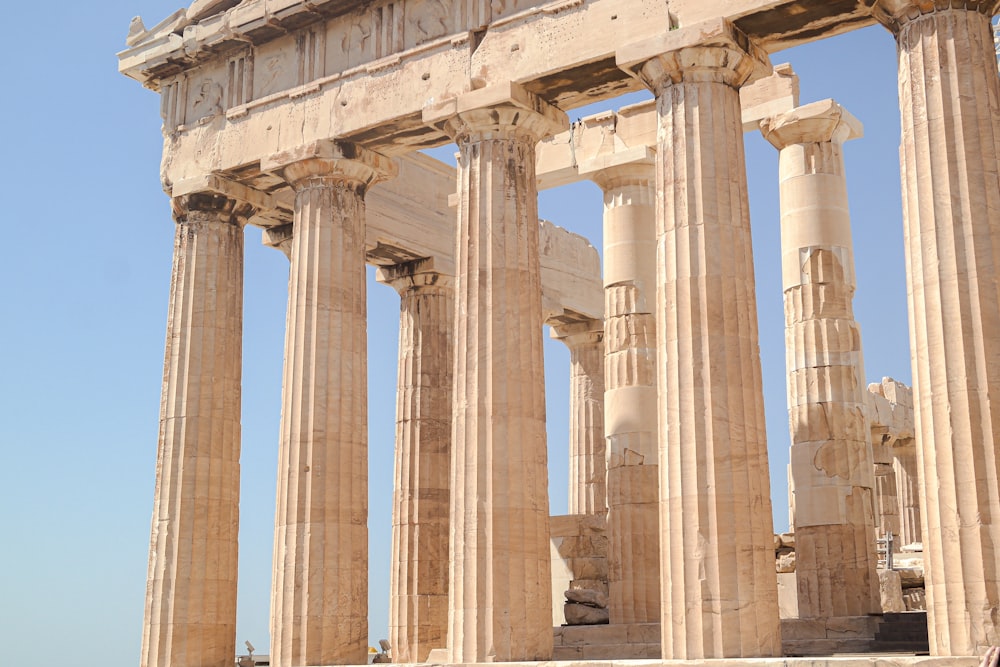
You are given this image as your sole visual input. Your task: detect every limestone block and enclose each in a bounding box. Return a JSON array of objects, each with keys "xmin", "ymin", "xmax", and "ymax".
[
  {"xmin": 777, "ymin": 572, "xmax": 799, "ymax": 619},
  {"xmin": 566, "ymin": 589, "xmax": 608, "ymax": 608},
  {"xmin": 779, "ymin": 532, "xmax": 796, "ymax": 548},
  {"xmin": 565, "ymin": 603, "xmax": 610, "ymax": 626},
  {"xmin": 879, "ymin": 569, "xmax": 905, "ymax": 613},
  {"xmin": 897, "ymin": 567, "xmax": 924, "ymax": 588},
  {"xmin": 777, "ymin": 551, "xmax": 797, "ymax": 573}
]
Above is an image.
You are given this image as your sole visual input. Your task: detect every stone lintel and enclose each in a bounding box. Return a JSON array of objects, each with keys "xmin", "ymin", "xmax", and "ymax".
[
  {"xmin": 865, "ymin": 0, "xmax": 1000, "ymax": 33},
  {"xmin": 262, "ymin": 223, "xmax": 293, "ymax": 258},
  {"xmin": 577, "ymin": 147, "xmax": 656, "ymax": 184},
  {"xmin": 616, "ymin": 17, "xmax": 772, "ymax": 89},
  {"xmin": 760, "ymin": 99, "xmax": 863, "ymax": 149},
  {"xmin": 262, "ymin": 139, "xmax": 397, "ymax": 190}
]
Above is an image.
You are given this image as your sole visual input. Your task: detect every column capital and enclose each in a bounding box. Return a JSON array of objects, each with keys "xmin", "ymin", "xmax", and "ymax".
[
  {"xmin": 865, "ymin": 0, "xmax": 1000, "ymax": 33},
  {"xmin": 262, "ymin": 140, "xmax": 397, "ymax": 193},
  {"xmin": 617, "ymin": 18, "xmax": 771, "ymax": 93},
  {"xmin": 376, "ymin": 258, "xmax": 454, "ymax": 294},
  {"xmin": 580, "ymin": 154, "xmax": 656, "ymax": 194},
  {"xmin": 170, "ymin": 192, "xmax": 255, "ymax": 226},
  {"xmin": 550, "ymin": 318, "xmax": 603, "ymax": 348},
  {"xmin": 423, "ymin": 81, "xmax": 568, "ymax": 145},
  {"xmin": 760, "ymin": 99, "xmax": 863, "ymax": 150}
]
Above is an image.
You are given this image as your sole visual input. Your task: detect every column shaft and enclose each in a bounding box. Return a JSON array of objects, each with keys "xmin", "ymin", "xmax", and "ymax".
[
  {"xmin": 878, "ymin": 3, "xmax": 1000, "ymax": 654},
  {"xmin": 594, "ymin": 167, "xmax": 660, "ymax": 623},
  {"xmin": 894, "ymin": 439, "xmax": 922, "ymax": 546},
  {"xmin": 636, "ymin": 35, "xmax": 780, "ymax": 658},
  {"xmin": 267, "ymin": 146, "xmax": 392, "ymax": 666},
  {"xmin": 141, "ymin": 194, "xmax": 246, "ymax": 667},
  {"xmin": 761, "ymin": 101, "xmax": 880, "ymax": 618},
  {"xmin": 382, "ymin": 262, "xmax": 454, "ymax": 663},
  {"xmin": 552, "ymin": 322, "xmax": 606, "ymax": 515},
  {"xmin": 441, "ymin": 98, "xmax": 564, "ymax": 663}
]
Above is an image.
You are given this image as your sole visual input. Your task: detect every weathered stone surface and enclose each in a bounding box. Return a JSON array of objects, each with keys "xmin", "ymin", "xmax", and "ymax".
[
  {"xmin": 777, "ymin": 552, "xmax": 797, "ymax": 574},
  {"xmin": 564, "ymin": 603, "xmax": 611, "ymax": 626},
  {"xmin": 904, "ymin": 587, "xmax": 927, "ymax": 611},
  {"xmin": 879, "ymin": 569, "xmax": 906, "ymax": 613},
  {"xmin": 565, "ymin": 589, "xmax": 609, "ymax": 609}
]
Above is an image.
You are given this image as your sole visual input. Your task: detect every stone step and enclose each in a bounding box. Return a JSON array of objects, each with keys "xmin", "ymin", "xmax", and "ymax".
[
  {"xmin": 782, "ymin": 638, "xmax": 878, "ymax": 656},
  {"xmin": 554, "ymin": 643, "xmax": 660, "ymax": 660},
  {"xmin": 872, "ymin": 611, "xmax": 929, "ymax": 654}
]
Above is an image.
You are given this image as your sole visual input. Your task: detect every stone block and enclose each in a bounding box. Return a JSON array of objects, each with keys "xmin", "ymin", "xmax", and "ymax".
[
  {"xmin": 903, "ymin": 587, "xmax": 927, "ymax": 611},
  {"xmin": 564, "ymin": 603, "xmax": 610, "ymax": 625},
  {"xmin": 879, "ymin": 569, "xmax": 905, "ymax": 613},
  {"xmin": 565, "ymin": 588, "xmax": 608, "ymax": 608},
  {"xmin": 780, "ymin": 532, "xmax": 796, "ymax": 548},
  {"xmin": 778, "ymin": 572, "xmax": 799, "ymax": 619},
  {"xmin": 777, "ymin": 551, "xmax": 797, "ymax": 573}
]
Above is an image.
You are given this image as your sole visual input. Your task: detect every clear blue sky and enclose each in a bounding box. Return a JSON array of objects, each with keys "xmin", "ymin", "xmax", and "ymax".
[{"xmin": 0, "ymin": 3, "xmax": 918, "ymax": 665}]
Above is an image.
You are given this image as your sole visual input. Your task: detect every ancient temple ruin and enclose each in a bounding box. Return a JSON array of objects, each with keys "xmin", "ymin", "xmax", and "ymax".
[{"xmin": 119, "ymin": 1, "xmax": 1000, "ymax": 666}]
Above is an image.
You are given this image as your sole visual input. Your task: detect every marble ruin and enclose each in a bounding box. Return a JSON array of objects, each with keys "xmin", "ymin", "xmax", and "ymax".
[{"xmin": 119, "ymin": 0, "xmax": 1000, "ymax": 666}]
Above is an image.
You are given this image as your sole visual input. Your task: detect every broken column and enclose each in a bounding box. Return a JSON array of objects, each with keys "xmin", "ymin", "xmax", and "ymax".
[
  {"xmin": 583, "ymin": 160, "xmax": 660, "ymax": 624},
  {"xmin": 424, "ymin": 83, "xmax": 566, "ymax": 663},
  {"xmin": 379, "ymin": 259, "xmax": 454, "ymax": 664},
  {"xmin": 550, "ymin": 319, "xmax": 606, "ymax": 516},
  {"xmin": 871, "ymin": 0, "xmax": 1000, "ymax": 654},
  {"xmin": 141, "ymin": 193, "xmax": 251, "ymax": 667},
  {"xmin": 263, "ymin": 141, "xmax": 394, "ymax": 667},
  {"xmin": 618, "ymin": 19, "xmax": 780, "ymax": 658},
  {"xmin": 761, "ymin": 99, "xmax": 880, "ymax": 618}
]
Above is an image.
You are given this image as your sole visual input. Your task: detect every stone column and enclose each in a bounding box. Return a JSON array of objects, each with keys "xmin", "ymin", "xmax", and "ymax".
[
  {"xmin": 262, "ymin": 141, "xmax": 394, "ymax": 667},
  {"xmin": 894, "ymin": 438, "xmax": 922, "ymax": 547},
  {"xmin": 760, "ymin": 100, "xmax": 880, "ymax": 618},
  {"xmin": 619, "ymin": 20, "xmax": 780, "ymax": 658},
  {"xmin": 586, "ymin": 161, "xmax": 660, "ymax": 624},
  {"xmin": 378, "ymin": 259, "xmax": 454, "ymax": 664},
  {"xmin": 872, "ymin": 438, "xmax": 902, "ymax": 540},
  {"xmin": 550, "ymin": 319, "xmax": 606, "ymax": 515},
  {"xmin": 870, "ymin": 0, "xmax": 1000, "ymax": 654},
  {"xmin": 425, "ymin": 84, "xmax": 566, "ymax": 663},
  {"xmin": 141, "ymin": 193, "xmax": 250, "ymax": 667}
]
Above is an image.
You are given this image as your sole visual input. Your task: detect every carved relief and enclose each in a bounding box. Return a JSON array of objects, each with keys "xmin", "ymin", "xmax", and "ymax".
[
  {"xmin": 342, "ymin": 17, "xmax": 373, "ymax": 65},
  {"xmin": 191, "ymin": 78, "xmax": 223, "ymax": 121},
  {"xmin": 253, "ymin": 35, "xmax": 299, "ymax": 99},
  {"xmin": 407, "ymin": 0, "xmax": 450, "ymax": 48}
]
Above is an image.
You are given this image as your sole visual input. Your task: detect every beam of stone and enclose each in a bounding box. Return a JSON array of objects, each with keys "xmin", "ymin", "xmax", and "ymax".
[
  {"xmin": 119, "ymin": 0, "xmax": 875, "ymax": 175},
  {"xmin": 761, "ymin": 99, "xmax": 880, "ymax": 619},
  {"xmin": 586, "ymin": 158, "xmax": 660, "ymax": 625},
  {"xmin": 870, "ymin": 0, "xmax": 1000, "ymax": 655},
  {"xmin": 618, "ymin": 19, "xmax": 780, "ymax": 659},
  {"xmin": 141, "ymin": 193, "xmax": 251, "ymax": 667},
  {"xmin": 424, "ymin": 82, "xmax": 565, "ymax": 663},
  {"xmin": 262, "ymin": 140, "xmax": 395, "ymax": 667},
  {"xmin": 550, "ymin": 319, "xmax": 606, "ymax": 516},
  {"xmin": 377, "ymin": 258, "xmax": 454, "ymax": 664}
]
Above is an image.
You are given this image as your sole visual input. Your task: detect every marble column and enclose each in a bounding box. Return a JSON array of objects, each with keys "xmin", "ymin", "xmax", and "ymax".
[
  {"xmin": 873, "ymin": 438, "xmax": 902, "ymax": 540},
  {"xmin": 894, "ymin": 438, "xmax": 922, "ymax": 546},
  {"xmin": 761, "ymin": 100, "xmax": 880, "ymax": 618},
  {"xmin": 263, "ymin": 141, "xmax": 394, "ymax": 667},
  {"xmin": 871, "ymin": 0, "xmax": 1000, "ymax": 654},
  {"xmin": 587, "ymin": 162, "xmax": 660, "ymax": 624},
  {"xmin": 619, "ymin": 20, "xmax": 780, "ymax": 658},
  {"xmin": 425, "ymin": 84, "xmax": 566, "ymax": 663},
  {"xmin": 550, "ymin": 319, "xmax": 606, "ymax": 515},
  {"xmin": 378, "ymin": 259, "xmax": 454, "ymax": 664},
  {"xmin": 141, "ymin": 193, "xmax": 251, "ymax": 667}
]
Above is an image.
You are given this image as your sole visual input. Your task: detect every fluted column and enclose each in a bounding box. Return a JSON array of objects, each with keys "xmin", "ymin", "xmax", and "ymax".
[
  {"xmin": 379, "ymin": 259, "xmax": 454, "ymax": 664},
  {"xmin": 870, "ymin": 0, "xmax": 1000, "ymax": 654},
  {"xmin": 587, "ymin": 163, "xmax": 660, "ymax": 624},
  {"xmin": 620, "ymin": 20, "xmax": 780, "ymax": 658},
  {"xmin": 141, "ymin": 193, "xmax": 250, "ymax": 667},
  {"xmin": 550, "ymin": 320, "xmax": 606, "ymax": 515},
  {"xmin": 263, "ymin": 141, "xmax": 394, "ymax": 667},
  {"xmin": 761, "ymin": 100, "xmax": 880, "ymax": 619},
  {"xmin": 426, "ymin": 85, "xmax": 566, "ymax": 663},
  {"xmin": 894, "ymin": 438, "xmax": 922, "ymax": 546}
]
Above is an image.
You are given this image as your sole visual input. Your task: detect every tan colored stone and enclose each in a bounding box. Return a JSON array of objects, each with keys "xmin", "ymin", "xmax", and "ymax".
[
  {"xmin": 378, "ymin": 260, "xmax": 454, "ymax": 664},
  {"xmin": 428, "ymin": 84, "xmax": 566, "ymax": 663},
  {"xmin": 141, "ymin": 193, "xmax": 251, "ymax": 667},
  {"xmin": 879, "ymin": 569, "xmax": 905, "ymax": 613},
  {"xmin": 761, "ymin": 99, "xmax": 879, "ymax": 620},
  {"xmin": 619, "ymin": 19, "xmax": 780, "ymax": 659},
  {"xmin": 267, "ymin": 143, "xmax": 393, "ymax": 667}
]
